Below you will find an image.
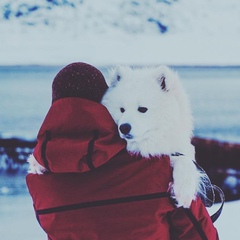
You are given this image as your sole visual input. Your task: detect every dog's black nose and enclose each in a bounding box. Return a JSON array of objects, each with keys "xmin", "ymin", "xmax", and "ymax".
[{"xmin": 119, "ymin": 123, "xmax": 131, "ymax": 135}]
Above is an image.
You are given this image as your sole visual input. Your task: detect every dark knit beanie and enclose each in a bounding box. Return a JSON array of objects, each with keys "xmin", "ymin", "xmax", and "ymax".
[{"xmin": 52, "ymin": 62, "xmax": 108, "ymax": 103}]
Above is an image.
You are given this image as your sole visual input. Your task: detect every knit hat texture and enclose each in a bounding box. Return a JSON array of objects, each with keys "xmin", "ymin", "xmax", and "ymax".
[{"xmin": 52, "ymin": 62, "xmax": 108, "ymax": 103}]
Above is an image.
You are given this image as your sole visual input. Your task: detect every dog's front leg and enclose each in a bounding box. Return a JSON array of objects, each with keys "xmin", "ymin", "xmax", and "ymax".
[
  {"xmin": 27, "ymin": 154, "xmax": 47, "ymax": 174},
  {"xmin": 170, "ymin": 155, "xmax": 201, "ymax": 208}
]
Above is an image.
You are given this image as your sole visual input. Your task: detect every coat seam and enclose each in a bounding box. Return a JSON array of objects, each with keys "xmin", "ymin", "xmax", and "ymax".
[
  {"xmin": 86, "ymin": 130, "xmax": 99, "ymax": 170},
  {"xmin": 184, "ymin": 208, "xmax": 208, "ymax": 240}
]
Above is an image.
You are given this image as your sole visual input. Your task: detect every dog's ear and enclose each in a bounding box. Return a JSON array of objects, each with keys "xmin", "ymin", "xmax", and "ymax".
[
  {"xmin": 107, "ymin": 65, "xmax": 129, "ymax": 87},
  {"xmin": 154, "ymin": 65, "xmax": 175, "ymax": 91}
]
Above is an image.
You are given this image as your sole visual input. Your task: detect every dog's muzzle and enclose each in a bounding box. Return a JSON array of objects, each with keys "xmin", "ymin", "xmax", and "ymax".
[{"xmin": 119, "ymin": 123, "xmax": 133, "ymax": 139}]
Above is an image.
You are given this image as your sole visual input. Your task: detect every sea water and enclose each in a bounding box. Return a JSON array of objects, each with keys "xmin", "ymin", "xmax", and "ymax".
[{"xmin": 0, "ymin": 65, "xmax": 239, "ymax": 142}]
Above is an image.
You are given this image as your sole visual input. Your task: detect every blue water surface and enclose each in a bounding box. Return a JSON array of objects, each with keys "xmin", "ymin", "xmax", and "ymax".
[{"xmin": 0, "ymin": 65, "xmax": 240, "ymax": 143}]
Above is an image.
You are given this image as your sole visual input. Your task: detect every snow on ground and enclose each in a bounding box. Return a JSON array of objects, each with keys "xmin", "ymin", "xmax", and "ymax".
[
  {"xmin": 0, "ymin": 195, "xmax": 46, "ymax": 240},
  {"xmin": 208, "ymin": 200, "xmax": 239, "ymax": 239}
]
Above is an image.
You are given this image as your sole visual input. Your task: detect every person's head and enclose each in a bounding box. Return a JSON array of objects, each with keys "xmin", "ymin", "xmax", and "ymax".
[{"xmin": 52, "ymin": 62, "xmax": 108, "ymax": 103}]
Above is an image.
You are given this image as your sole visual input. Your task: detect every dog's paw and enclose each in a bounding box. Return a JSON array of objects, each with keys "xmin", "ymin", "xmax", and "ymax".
[
  {"xmin": 27, "ymin": 154, "xmax": 47, "ymax": 174},
  {"xmin": 169, "ymin": 178, "xmax": 197, "ymax": 208},
  {"xmin": 170, "ymin": 156, "xmax": 200, "ymax": 208}
]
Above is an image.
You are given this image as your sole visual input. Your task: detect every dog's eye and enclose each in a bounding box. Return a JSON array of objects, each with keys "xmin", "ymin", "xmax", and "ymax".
[
  {"xmin": 138, "ymin": 107, "xmax": 148, "ymax": 113},
  {"xmin": 120, "ymin": 107, "xmax": 125, "ymax": 113}
]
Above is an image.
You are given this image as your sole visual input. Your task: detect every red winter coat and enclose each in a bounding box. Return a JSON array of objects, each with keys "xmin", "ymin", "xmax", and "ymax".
[{"xmin": 26, "ymin": 98, "xmax": 219, "ymax": 240}]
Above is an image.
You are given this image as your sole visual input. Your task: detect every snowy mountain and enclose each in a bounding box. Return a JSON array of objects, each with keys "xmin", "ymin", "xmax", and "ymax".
[
  {"xmin": 0, "ymin": 0, "xmax": 177, "ymax": 35},
  {"xmin": 0, "ymin": 0, "xmax": 240, "ymax": 65}
]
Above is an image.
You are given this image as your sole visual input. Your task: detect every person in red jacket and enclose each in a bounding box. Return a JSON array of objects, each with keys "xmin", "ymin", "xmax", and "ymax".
[{"xmin": 26, "ymin": 62, "xmax": 219, "ymax": 240}]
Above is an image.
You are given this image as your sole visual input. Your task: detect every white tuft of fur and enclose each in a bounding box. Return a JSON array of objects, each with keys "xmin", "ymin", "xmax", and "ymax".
[
  {"xmin": 27, "ymin": 154, "xmax": 47, "ymax": 174},
  {"xmin": 102, "ymin": 65, "xmax": 206, "ymax": 208}
]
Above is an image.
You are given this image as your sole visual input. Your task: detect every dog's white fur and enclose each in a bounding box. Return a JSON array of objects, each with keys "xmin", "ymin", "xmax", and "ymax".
[
  {"xmin": 101, "ymin": 65, "xmax": 205, "ymax": 208},
  {"xmin": 28, "ymin": 155, "xmax": 47, "ymax": 174}
]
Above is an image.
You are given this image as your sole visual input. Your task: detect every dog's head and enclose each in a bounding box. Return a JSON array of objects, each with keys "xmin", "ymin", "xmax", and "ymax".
[{"xmin": 102, "ymin": 65, "xmax": 193, "ymax": 155}]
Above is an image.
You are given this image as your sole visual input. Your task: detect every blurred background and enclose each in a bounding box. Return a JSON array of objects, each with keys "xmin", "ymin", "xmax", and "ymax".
[{"xmin": 0, "ymin": 0, "xmax": 240, "ymax": 239}]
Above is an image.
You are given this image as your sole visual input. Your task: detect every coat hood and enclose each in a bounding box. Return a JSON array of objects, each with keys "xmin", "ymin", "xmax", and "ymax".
[{"xmin": 33, "ymin": 98, "xmax": 126, "ymax": 173}]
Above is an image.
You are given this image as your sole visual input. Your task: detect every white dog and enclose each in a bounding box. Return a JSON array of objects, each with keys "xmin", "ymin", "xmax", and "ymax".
[
  {"xmin": 28, "ymin": 65, "xmax": 206, "ymax": 208},
  {"xmin": 101, "ymin": 65, "xmax": 206, "ymax": 208}
]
